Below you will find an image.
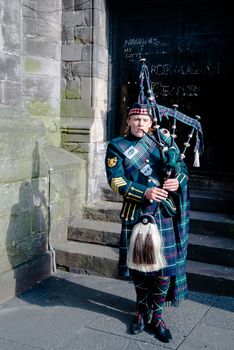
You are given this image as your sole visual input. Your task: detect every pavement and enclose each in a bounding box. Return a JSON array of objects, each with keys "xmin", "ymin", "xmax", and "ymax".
[{"xmin": 0, "ymin": 270, "xmax": 233, "ymax": 350}]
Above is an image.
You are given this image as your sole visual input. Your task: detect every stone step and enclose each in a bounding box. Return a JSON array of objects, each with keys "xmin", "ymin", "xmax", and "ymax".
[
  {"xmin": 68, "ymin": 218, "xmax": 121, "ymax": 247},
  {"xmin": 189, "ymin": 190, "xmax": 234, "ymax": 214},
  {"xmin": 101, "ymin": 187, "xmax": 234, "ymax": 214},
  {"xmin": 55, "ymin": 241, "xmax": 234, "ymax": 296},
  {"xmin": 188, "ymin": 233, "xmax": 234, "ymax": 267},
  {"xmin": 55, "ymin": 241, "xmax": 119, "ymax": 279},
  {"xmin": 189, "ymin": 171, "xmax": 234, "ymax": 195},
  {"xmin": 83, "ymin": 201, "xmax": 234, "ymax": 238},
  {"xmin": 186, "ymin": 260, "xmax": 234, "ymax": 297},
  {"xmin": 68, "ymin": 219, "xmax": 234, "ymax": 267},
  {"xmin": 189, "ymin": 211, "xmax": 234, "ymax": 238}
]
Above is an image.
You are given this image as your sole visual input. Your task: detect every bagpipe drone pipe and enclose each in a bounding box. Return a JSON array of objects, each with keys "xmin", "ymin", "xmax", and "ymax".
[{"xmin": 138, "ymin": 58, "xmax": 204, "ymax": 180}]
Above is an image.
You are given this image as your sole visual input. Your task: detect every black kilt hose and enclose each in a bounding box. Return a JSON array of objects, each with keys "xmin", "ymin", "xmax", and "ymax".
[{"xmin": 105, "ymin": 132, "xmax": 190, "ymax": 306}]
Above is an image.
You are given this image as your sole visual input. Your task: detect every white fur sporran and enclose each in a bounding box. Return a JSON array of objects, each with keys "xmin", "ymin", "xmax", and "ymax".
[{"xmin": 127, "ymin": 215, "xmax": 167, "ymax": 273}]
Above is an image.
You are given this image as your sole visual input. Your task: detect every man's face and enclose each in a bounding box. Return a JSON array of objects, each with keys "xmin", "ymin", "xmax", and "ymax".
[{"xmin": 127, "ymin": 114, "xmax": 152, "ymax": 138}]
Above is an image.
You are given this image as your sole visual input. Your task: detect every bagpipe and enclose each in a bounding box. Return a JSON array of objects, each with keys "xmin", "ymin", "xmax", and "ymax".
[
  {"xmin": 138, "ymin": 58, "xmax": 204, "ymax": 180},
  {"xmin": 127, "ymin": 59, "xmax": 204, "ymax": 273}
]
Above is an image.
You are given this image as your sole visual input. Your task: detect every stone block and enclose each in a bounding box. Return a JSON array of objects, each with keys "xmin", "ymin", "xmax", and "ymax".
[
  {"xmin": 49, "ymin": 170, "xmax": 84, "ymax": 200},
  {"xmin": 94, "ymin": 0, "xmax": 106, "ymax": 11},
  {"xmin": 3, "ymin": 0, "xmax": 21, "ymax": 27},
  {"xmin": 90, "ymin": 118, "xmax": 105, "ymax": 142},
  {"xmin": 37, "ymin": 1, "xmax": 61, "ymax": 24},
  {"xmin": 69, "ymin": 192, "xmax": 84, "ymax": 219},
  {"xmin": 93, "ymin": 77, "xmax": 108, "ymax": 100},
  {"xmin": 93, "ymin": 27, "xmax": 108, "ymax": 47},
  {"xmin": 3, "ymin": 231, "xmax": 47, "ymax": 272},
  {"xmin": 62, "ymin": 45, "xmax": 82, "ymax": 61},
  {"xmin": 61, "ymin": 99, "xmax": 93, "ymax": 118},
  {"xmin": 23, "ymin": 17, "xmax": 37, "ymax": 36},
  {"xmin": 81, "ymin": 44, "xmax": 92, "ymax": 61},
  {"xmin": 74, "ymin": 0, "xmax": 92, "ymax": 10},
  {"xmin": 92, "ymin": 61, "xmax": 108, "ymax": 80},
  {"xmin": 93, "ymin": 9, "xmax": 106, "ymax": 27},
  {"xmin": 46, "ymin": 131, "xmax": 61, "ymax": 148},
  {"xmin": 23, "ymin": 56, "xmax": 61, "ymax": 76},
  {"xmin": 84, "ymin": 9, "xmax": 92, "ymax": 26},
  {"xmin": 2, "ymin": 81, "xmax": 22, "ymax": 106},
  {"xmin": 47, "ymin": 147, "xmax": 87, "ymax": 243},
  {"xmin": 0, "ymin": 113, "xmax": 48, "ymax": 181},
  {"xmin": 87, "ymin": 141, "xmax": 107, "ymax": 201},
  {"xmin": 37, "ymin": 0, "xmax": 59, "ymax": 12},
  {"xmin": 25, "ymin": 97, "xmax": 60, "ymax": 117},
  {"xmin": 63, "ymin": 132, "xmax": 90, "ymax": 143},
  {"xmin": 0, "ymin": 81, "xmax": 2, "ymax": 103},
  {"xmin": 0, "ymin": 252, "xmax": 52, "ymax": 303},
  {"xmin": 28, "ymin": 115, "xmax": 60, "ymax": 134},
  {"xmin": 72, "ymin": 61, "xmax": 92, "ymax": 77},
  {"xmin": 60, "ymin": 118, "xmax": 92, "ymax": 131},
  {"xmin": 74, "ymin": 27, "xmax": 93, "ymax": 45},
  {"xmin": 0, "ymin": 156, "xmax": 44, "ymax": 184},
  {"xmin": 0, "ymin": 52, "xmax": 21, "ymax": 81},
  {"xmin": 37, "ymin": 18, "xmax": 61, "ymax": 39},
  {"xmin": 65, "ymin": 78, "xmax": 81, "ymax": 99},
  {"xmin": 22, "ymin": 0, "xmax": 37, "ymax": 19},
  {"xmin": 50, "ymin": 218, "xmax": 69, "ymax": 246},
  {"xmin": 62, "ymin": 27, "xmax": 74, "ymax": 45},
  {"xmin": 61, "ymin": 144, "xmax": 88, "ymax": 161},
  {"xmin": 23, "ymin": 38, "xmax": 61, "ymax": 60},
  {"xmin": 81, "ymin": 77, "xmax": 92, "ymax": 103},
  {"xmin": 2, "ymin": 24, "xmax": 21, "ymax": 51},
  {"xmin": 62, "ymin": 11, "xmax": 86, "ymax": 27},
  {"xmin": 63, "ymin": 0, "xmax": 75, "ymax": 11},
  {"xmin": 0, "ymin": 178, "xmax": 48, "ymax": 216},
  {"xmin": 93, "ymin": 45, "xmax": 108, "ymax": 64},
  {"xmin": 50, "ymin": 197, "xmax": 70, "ymax": 223},
  {"xmin": 62, "ymin": 61, "xmax": 72, "ymax": 79},
  {"xmin": 23, "ymin": 75, "xmax": 61, "ymax": 100}
]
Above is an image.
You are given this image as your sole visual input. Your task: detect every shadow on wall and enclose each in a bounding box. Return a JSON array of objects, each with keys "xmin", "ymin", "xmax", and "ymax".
[{"xmin": 5, "ymin": 142, "xmax": 48, "ymax": 296}]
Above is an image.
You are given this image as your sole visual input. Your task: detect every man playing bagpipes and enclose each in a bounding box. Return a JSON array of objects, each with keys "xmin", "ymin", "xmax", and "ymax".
[{"xmin": 105, "ymin": 60, "xmax": 203, "ymax": 343}]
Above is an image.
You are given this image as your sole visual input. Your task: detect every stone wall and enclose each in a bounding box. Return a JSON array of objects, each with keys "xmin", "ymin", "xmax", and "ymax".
[
  {"xmin": 0, "ymin": 0, "xmax": 87, "ymax": 302},
  {"xmin": 0, "ymin": 0, "xmax": 22, "ymax": 107},
  {"xmin": 0, "ymin": 107, "xmax": 52, "ymax": 302},
  {"xmin": 0, "ymin": 0, "xmax": 62, "ymax": 146},
  {"xmin": 61, "ymin": 0, "xmax": 109, "ymax": 202},
  {"xmin": 22, "ymin": 0, "xmax": 62, "ymax": 147}
]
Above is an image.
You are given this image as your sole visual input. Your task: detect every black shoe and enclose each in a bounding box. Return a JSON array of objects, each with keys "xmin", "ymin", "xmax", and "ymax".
[
  {"xmin": 151, "ymin": 319, "xmax": 172, "ymax": 343},
  {"xmin": 131, "ymin": 313, "xmax": 145, "ymax": 334}
]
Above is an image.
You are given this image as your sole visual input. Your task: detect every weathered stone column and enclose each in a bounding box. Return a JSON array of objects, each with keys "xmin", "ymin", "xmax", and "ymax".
[
  {"xmin": 61, "ymin": 0, "xmax": 109, "ymax": 202},
  {"xmin": 22, "ymin": 0, "xmax": 62, "ymax": 147}
]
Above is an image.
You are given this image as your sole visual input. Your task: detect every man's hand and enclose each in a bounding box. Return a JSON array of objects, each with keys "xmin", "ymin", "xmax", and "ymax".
[
  {"xmin": 144, "ymin": 187, "xmax": 168, "ymax": 202},
  {"xmin": 163, "ymin": 178, "xmax": 179, "ymax": 192}
]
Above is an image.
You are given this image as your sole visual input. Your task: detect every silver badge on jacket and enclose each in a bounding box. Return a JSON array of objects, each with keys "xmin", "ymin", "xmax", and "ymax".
[
  {"xmin": 140, "ymin": 164, "xmax": 153, "ymax": 176},
  {"xmin": 123, "ymin": 146, "xmax": 139, "ymax": 159}
]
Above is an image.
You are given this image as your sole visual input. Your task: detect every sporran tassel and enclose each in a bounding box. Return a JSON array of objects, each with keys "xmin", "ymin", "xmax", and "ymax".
[
  {"xmin": 193, "ymin": 149, "xmax": 200, "ymax": 167},
  {"xmin": 133, "ymin": 230, "xmax": 144, "ymax": 264},
  {"xmin": 143, "ymin": 227, "xmax": 156, "ymax": 264}
]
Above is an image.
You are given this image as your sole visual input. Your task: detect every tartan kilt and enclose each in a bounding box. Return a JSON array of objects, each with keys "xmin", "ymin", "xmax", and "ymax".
[{"xmin": 118, "ymin": 196, "xmax": 190, "ymax": 305}]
